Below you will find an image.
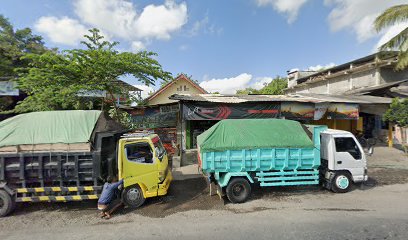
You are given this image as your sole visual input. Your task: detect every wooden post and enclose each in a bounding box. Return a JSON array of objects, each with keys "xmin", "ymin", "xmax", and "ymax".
[
  {"xmin": 388, "ymin": 123, "xmax": 393, "ymax": 148},
  {"xmin": 333, "ymin": 119, "xmax": 337, "ymax": 129}
]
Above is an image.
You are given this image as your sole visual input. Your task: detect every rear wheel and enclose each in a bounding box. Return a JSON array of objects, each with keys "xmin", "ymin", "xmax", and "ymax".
[
  {"xmin": 331, "ymin": 172, "xmax": 352, "ymax": 193},
  {"xmin": 122, "ymin": 185, "xmax": 146, "ymax": 208},
  {"xmin": 226, "ymin": 178, "xmax": 251, "ymax": 203},
  {"xmin": 0, "ymin": 190, "xmax": 13, "ymax": 217}
]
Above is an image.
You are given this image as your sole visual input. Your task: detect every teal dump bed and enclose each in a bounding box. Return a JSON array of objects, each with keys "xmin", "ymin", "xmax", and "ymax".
[
  {"xmin": 197, "ymin": 119, "xmax": 328, "ymax": 188},
  {"xmin": 197, "ymin": 119, "xmax": 314, "ymax": 152}
]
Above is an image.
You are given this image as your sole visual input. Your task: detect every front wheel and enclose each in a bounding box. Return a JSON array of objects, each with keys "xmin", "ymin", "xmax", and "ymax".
[
  {"xmin": 122, "ymin": 185, "xmax": 146, "ymax": 208},
  {"xmin": 226, "ymin": 178, "xmax": 251, "ymax": 203},
  {"xmin": 0, "ymin": 190, "xmax": 13, "ymax": 217},
  {"xmin": 331, "ymin": 172, "xmax": 352, "ymax": 193}
]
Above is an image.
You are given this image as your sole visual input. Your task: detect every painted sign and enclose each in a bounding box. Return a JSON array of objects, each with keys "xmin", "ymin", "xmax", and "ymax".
[
  {"xmin": 314, "ymin": 103, "xmax": 329, "ymax": 120},
  {"xmin": 0, "ymin": 81, "xmax": 19, "ymax": 96},
  {"xmin": 281, "ymin": 102, "xmax": 314, "ymax": 120},
  {"xmin": 327, "ymin": 103, "xmax": 359, "ymax": 120},
  {"xmin": 182, "ymin": 102, "xmax": 280, "ymax": 120}
]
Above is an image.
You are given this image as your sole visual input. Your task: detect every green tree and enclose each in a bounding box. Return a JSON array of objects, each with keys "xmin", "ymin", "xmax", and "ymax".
[
  {"xmin": 383, "ymin": 98, "xmax": 408, "ymax": 151},
  {"xmin": 15, "ymin": 28, "xmax": 172, "ymax": 127},
  {"xmin": 375, "ymin": 4, "xmax": 408, "ymax": 70},
  {"xmin": 0, "ymin": 15, "xmax": 47, "ymax": 77},
  {"xmin": 236, "ymin": 76, "xmax": 287, "ymax": 95},
  {"xmin": 259, "ymin": 76, "xmax": 287, "ymax": 95},
  {"xmin": 236, "ymin": 88, "xmax": 258, "ymax": 94}
]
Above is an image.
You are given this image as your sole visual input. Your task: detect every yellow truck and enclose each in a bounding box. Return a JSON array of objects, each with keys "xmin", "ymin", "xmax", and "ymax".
[{"xmin": 0, "ymin": 110, "xmax": 172, "ymax": 217}]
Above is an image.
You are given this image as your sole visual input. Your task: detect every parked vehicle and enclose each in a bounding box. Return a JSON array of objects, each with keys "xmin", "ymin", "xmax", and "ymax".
[
  {"xmin": 197, "ymin": 119, "xmax": 368, "ymax": 203},
  {"xmin": 0, "ymin": 110, "xmax": 172, "ymax": 217}
]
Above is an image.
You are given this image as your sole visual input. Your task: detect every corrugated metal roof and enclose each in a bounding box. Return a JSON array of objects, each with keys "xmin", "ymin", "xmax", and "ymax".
[
  {"xmin": 169, "ymin": 93, "xmax": 392, "ymax": 104},
  {"xmin": 345, "ymin": 79, "xmax": 408, "ymax": 95}
]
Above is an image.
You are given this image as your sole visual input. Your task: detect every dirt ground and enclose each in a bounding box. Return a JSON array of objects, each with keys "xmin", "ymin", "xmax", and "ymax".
[{"xmin": 0, "ymin": 146, "xmax": 407, "ymax": 230}]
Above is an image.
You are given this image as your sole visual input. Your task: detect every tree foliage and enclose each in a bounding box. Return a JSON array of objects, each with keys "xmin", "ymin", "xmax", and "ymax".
[
  {"xmin": 0, "ymin": 15, "xmax": 47, "ymax": 77},
  {"xmin": 383, "ymin": 98, "xmax": 408, "ymax": 127},
  {"xmin": 14, "ymin": 28, "xmax": 172, "ymax": 127},
  {"xmin": 236, "ymin": 76, "xmax": 288, "ymax": 95},
  {"xmin": 375, "ymin": 4, "xmax": 408, "ymax": 70}
]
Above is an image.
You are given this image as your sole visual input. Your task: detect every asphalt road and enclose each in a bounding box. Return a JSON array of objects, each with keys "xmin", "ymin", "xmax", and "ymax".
[
  {"xmin": 1, "ymin": 180, "xmax": 408, "ymax": 240},
  {"xmin": 1, "ymin": 146, "xmax": 407, "ymax": 240}
]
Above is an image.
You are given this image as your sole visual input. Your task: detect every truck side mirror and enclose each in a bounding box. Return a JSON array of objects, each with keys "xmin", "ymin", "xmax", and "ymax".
[{"xmin": 367, "ymin": 146, "xmax": 374, "ymax": 156}]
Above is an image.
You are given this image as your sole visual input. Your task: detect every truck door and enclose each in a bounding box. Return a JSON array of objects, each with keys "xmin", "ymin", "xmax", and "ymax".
[
  {"xmin": 333, "ymin": 136, "xmax": 365, "ymax": 181},
  {"xmin": 121, "ymin": 140, "xmax": 158, "ymax": 196}
]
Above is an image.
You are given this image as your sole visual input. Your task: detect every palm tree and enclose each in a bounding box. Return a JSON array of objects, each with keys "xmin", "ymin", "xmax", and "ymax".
[{"xmin": 375, "ymin": 4, "xmax": 408, "ymax": 70}]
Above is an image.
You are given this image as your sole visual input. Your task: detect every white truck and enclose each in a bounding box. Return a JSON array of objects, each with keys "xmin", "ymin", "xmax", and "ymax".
[{"xmin": 197, "ymin": 119, "xmax": 369, "ymax": 203}]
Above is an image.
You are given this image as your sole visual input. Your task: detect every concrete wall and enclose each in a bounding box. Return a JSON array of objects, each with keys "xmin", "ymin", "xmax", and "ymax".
[
  {"xmin": 329, "ymin": 75, "xmax": 350, "ymax": 94},
  {"xmin": 287, "ymin": 68, "xmax": 383, "ymax": 95},
  {"xmin": 381, "ymin": 67, "xmax": 408, "ymax": 83},
  {"xmin": 148, "ymin": 79, "xmax": 204, "ymax": 105}
]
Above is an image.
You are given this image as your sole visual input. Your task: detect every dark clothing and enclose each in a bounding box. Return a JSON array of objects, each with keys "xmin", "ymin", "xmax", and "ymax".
[
  {"xmin": 100, "ymin": 198, "xmax": 122, "ymax": 213},
  {"xmin": 98, "ymin": 179, "xmax": 124, "ymax": 205}
]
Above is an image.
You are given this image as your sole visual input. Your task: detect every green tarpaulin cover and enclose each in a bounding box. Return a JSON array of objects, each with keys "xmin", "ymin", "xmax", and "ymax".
[
  {"xmin": 0, "ymin": 110, "xmax": 101, "ymax": 147},
  {"xmin": 197, "ymin": 119, "xmax": 314, "ymax": 152}
]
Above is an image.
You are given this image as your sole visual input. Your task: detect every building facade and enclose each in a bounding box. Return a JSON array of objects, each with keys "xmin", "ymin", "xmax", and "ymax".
[
  {"xmin": 146, "ymin": 74, "xmax": 207, "ymax": 106},
  {"xmin": 285, "ymin": 51, "xmax": 408, "ymax": 145}
]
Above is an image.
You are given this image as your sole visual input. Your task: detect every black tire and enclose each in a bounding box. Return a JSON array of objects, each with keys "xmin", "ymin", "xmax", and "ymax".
[
  {"xmin": 226, "ymin": 178, "xmax": 251, "ymax": 203},
  {"xmin": 331, "ymin": 172, "xmax": 352, "ymax": 193},
  {"xmin": 7, "ymin": 197, "xmax": 16, "ymax": 215},
  {"xmin": 0, "ymin": 190, "xmax": 13, "ymax": 217},
  {"xmin": 122, "ymin": 185, "xmax": 146, "ymax": 208}
]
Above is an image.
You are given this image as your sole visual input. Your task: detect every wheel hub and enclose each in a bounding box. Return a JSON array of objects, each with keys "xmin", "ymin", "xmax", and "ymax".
[
  {"xmin": 232, "ymin": 184, "xmax": 244, "ymax": 196},
  {"xmin": 336, "ymin": 176, "xmax": 349, "ymax": 189},
  {"xmin": 127, "ymin": 188, "xmax": 141, "ymax": 202}
]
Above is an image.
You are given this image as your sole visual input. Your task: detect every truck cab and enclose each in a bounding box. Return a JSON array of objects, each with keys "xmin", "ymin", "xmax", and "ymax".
[
  {"xmin": 320, "ymin": 129, "xmax": 368, "ymax": 193},
  {"xmin": 117, "ymin": 133, "xmax": 172, "ymax": 208}
]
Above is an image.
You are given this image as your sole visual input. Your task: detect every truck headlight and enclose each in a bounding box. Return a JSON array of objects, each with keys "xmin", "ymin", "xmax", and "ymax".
[{"xmin": 159, "ymin": 170, "xmax": 166, "ymax": 182}]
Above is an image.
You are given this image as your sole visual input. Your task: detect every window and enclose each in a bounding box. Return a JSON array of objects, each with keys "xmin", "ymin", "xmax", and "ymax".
[
  {"xmin": 152, "ymin": 137, "xmax": 166, "ymax": 161},
  {"xmin": 125, "ymin": 142, "xmax": 153, "ymax": 163},
  {"xmin": 334, "ymin": 137, "xmax": 361, "ymax": 160},
  {"xmin": 184, "ymin": 85, "xmax": 189, "ymax": 91}
]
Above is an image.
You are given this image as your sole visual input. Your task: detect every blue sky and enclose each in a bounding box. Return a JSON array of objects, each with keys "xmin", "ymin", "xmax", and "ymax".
[{"xmin": 1, "ymin": 0, "xmax": 407, "ymax": 96}]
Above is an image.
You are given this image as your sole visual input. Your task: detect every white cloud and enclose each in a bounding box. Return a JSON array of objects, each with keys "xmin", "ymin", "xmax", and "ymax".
[
  {"xmin": 189, "ymin": 16, "xmax": 209, "ymax": 37},
  {"xmin": 188, "ymin": 14, "xmax": 222, "ymax": 37},
  {"xmin": 133, "ymin": 84, "xmax": 154, "ymax": 99},
  {"xmin": 307, "ymin": 63, "xmax": 336, "ymax": 71},
  {"xmin": 251, "ymin": 77, "xmax": 273, "ymax": 90},
  {"xmin": 34, "ymin": 16, "xmax": 88, "ymax": 46},
  {"xmin": 199, "ymin": 73, "xmax": 253, "ymax": 94},
  {"xmin": 255, "ymin": 0, "xmax": 309, "ymax": 23},
  {"xmin": 35, "ymin": 0, "xmax": 188, "ymax": 47},
  {"xmin": 131, "ymin": 41, "xmax": 146, "ymax": 52},
  {"xmin": 74, "ymin": 0, "xmax": 187, "ymax": 40},
  {"xmin": 325, "ymin": 0, "xmax": 408, "ymax": 44}
]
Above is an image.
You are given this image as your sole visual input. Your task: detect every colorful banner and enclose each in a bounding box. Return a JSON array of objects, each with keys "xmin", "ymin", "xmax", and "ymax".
[
  {"xmin": 182, "ymin": 102, "xmax": 280, "ymax": 120},
  {"xmin": 314, "ymin": 103, "xmax": 329, "ymax": 120},
  {"xmin": 327, "ymin": 103, "xmax": 359, "ymax": 120},
  {"xmin": 281, "ymin": 102, "xmax": 314, "ymax": 120}
]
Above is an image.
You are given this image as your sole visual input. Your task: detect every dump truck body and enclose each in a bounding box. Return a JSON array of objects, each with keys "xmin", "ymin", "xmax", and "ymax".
[
  {"xmin": 0, "ymin": 111, "xmax": 172, "ymax": 217},
  {"xmin": 198, "ymin": 119, "xmax": 367, "ymax": 203}
]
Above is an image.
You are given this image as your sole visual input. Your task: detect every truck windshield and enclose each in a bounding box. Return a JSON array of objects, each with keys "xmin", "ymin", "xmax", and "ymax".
[
  {"xmin": 153, "ymin": 138, "xmax": 166, "ymax": 161},
  {"xmin": 334, "ymin": 137, "xmax": 362, "ymax": 160}
]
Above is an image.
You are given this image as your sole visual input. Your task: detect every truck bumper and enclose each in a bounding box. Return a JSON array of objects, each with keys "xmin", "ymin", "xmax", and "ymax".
[{"xmin": 158, "ymin": 170, "xmax": 172, "ymax": 196}]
